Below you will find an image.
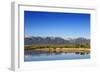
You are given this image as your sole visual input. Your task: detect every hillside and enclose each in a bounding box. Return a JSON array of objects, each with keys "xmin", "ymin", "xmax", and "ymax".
[{"xmin": 24, "ymin": 36, "xmax": 90, "ymax": 47}]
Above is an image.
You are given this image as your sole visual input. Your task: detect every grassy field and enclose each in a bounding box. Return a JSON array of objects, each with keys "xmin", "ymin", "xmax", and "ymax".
[
  {"xmin": 33, "ymin": 48, "xmax": 90, "ymax": 53},
  {"xmin": 24, "ymin": 44, "xmax": 90, "ymax": 54}
]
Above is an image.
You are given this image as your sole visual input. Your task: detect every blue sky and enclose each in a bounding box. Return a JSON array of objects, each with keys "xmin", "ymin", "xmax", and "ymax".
[{"xmin": 24, "ymin": 11, "xmax": 90, "ymax": 39}]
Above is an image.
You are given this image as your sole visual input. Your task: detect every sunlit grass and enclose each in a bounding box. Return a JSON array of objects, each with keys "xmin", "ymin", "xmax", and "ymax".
[{"xmin": 24, "ymin": 44, "xmax": 90, "ymax": 53}]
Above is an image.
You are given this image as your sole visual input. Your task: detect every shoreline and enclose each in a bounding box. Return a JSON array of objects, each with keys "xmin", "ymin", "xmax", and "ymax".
[{"xmin": 25, "ymin": 48, "xmax": 90, "ymax": 54}]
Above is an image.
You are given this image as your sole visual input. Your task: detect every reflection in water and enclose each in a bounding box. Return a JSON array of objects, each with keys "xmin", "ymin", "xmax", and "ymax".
[
  {"xmin": 24, "ymin": 50, "xmax": 90, "ymax": 62},
  {"xmin": 24, "ymin": 50, "xmax": 89, "ymax": 56}
]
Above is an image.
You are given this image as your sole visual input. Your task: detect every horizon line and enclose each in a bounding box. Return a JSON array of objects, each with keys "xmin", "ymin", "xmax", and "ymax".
[{"xmin": 24, "ymin": 35, "xmax": 90, "ymax": 39}]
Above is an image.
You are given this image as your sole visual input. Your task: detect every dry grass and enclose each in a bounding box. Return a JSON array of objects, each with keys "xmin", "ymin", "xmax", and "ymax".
[{"xmin": 34, "ymin": 48, "xmax": 90, "ymax": 53}]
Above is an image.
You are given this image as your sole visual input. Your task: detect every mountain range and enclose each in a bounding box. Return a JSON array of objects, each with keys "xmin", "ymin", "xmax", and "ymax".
[{"xmin": 24, "ymin": 36, "xmax": 90, "ymax": 45}]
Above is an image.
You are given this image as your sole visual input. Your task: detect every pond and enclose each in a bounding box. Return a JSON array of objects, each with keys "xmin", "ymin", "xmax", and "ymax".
[{"xmin": 24, "ymin": 50, "xmax": 90, "ymax": 62}]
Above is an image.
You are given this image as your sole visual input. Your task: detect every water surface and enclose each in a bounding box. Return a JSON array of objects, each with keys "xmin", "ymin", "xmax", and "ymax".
[{"xmin": 24, "ymin": 51, "xmax": 90, "ymax": 62}]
